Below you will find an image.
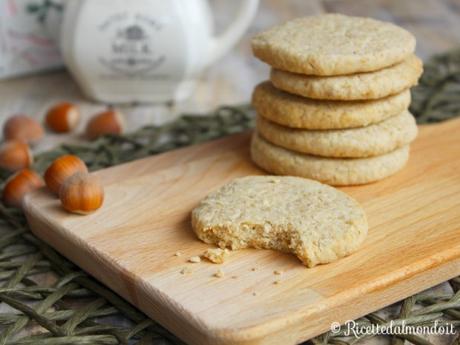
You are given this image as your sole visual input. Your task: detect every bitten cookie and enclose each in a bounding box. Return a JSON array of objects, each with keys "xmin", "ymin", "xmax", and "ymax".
[
  {"xmin": 257, "ymin": 111, "xmax": 417, "ymax": 158},
  {"xmin": 253, "ymin": 82, "xmax": 411, "ymax": 129},
  {"xmin": 270, "ymin": 55, "xmax": 423, "ymax": 101},
  {"xmin": 252, "ymin": 14, "xmax": 416, "ymax": 76},
  {"xmin": 251, "ymin": 133, "xmax": 410, "ymax": 186},
  {"xmin": 191, "ymin": 176, "xmax": 368, "ymax": 267}
]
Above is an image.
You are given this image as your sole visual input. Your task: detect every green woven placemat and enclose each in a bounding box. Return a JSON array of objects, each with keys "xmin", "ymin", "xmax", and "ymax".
[{"xmin": 0, "ymin": 49, "xmax": 459, "ymax": 345}]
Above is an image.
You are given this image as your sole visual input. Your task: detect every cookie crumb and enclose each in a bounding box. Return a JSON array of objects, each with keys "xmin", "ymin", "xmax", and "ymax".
[
  {"xmin": 273, "ymin": 270, "xmax": 282, "ymax": 275},
  {"xmin": 213, "ymin": 269, "xmax": 224, "ymax": 278},
  {"xmin": 174, "ymin": 251, "xmax": 182, "ymax": 257},
  {"xmin": 273, "ymin": 280, "xmax": 281, "ymax": 285},
  {"xmin": 202, "ymin": 248, "xmax": 229, "ymax": 264},
  {"xmin": 188, "ymin": 256, "xmax": 201, "ymax": 263},
  {"xmin": 180, "ymin": 267, "xmax": 192, "ymax": 275},
  {"xmin": 252, "ymin": 292, "xmax": 258, "ymax": 296},
  {"xmin": 251, "ymin": 267, "xmax": 257, "ymax": 272}
]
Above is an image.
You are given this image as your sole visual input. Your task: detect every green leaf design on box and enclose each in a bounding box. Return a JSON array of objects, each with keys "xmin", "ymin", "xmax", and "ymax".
[{"xmin": 26, "ymin": 0, "xmax": 62, "ymax": 23}]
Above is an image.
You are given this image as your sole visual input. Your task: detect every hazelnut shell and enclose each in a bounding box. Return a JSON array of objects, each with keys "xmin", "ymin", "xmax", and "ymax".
[
  {"xmin": 59, "ymin": 172, "xmax": 104, "ymax": 214},
  {"xmin": 44, "ymin": 155, "xmax": 88, "ymax": 195},
  {"xmin": 0, "ymin": 140, "xmax": 33, "ymax": 172},
  {"xmin": 4, "ymin": 115, "xmax": 44, "ymax": 144},
  {"xmin": 86, "ymin": 110, "xmax": 124, "ymax": 140},
  {"xmin": 46, "ymin": 102, "xmax": 80, "ymax": 133},
  {"xmin": 3, "ymin": 169, "xmax": 44, "ymax": 208}
]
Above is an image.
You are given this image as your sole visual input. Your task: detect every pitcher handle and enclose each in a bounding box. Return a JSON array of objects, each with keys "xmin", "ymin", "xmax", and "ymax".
[{"xmin": 205, "ymin": 0, "xmax": 259, "ymax": 66}]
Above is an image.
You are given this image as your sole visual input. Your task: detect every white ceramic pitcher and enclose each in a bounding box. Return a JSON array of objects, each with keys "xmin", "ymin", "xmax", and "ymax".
[{"xmin": 60, "ymin": 0, "xmax": 259, "ymax": 104}]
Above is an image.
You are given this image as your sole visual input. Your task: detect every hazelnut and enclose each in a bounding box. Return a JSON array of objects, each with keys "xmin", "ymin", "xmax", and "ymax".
[
  {"xmin": 3, "ymin": 115, "xmax": 44, "ymax": 144},
  {"xmin": 0, "ymin": 140, "xmax": 33, "ymax": 172},
  {"xmin": 86, "ymin": 110, "xmax": 124, "ymax": 140},
  {"xmin": 44, "ymin": 155, "xmax": 88, "ymax": 195},
  {"xmin": 45, "ymin": 102, "xmax": 80, "ymax": 133},
  {"xmin": 59, "ymin": 172, "xmax": 104, "ymax": 214},
  {"xmin": 2, "ymin": 169, "xmax": 44, "ymax": 208}
]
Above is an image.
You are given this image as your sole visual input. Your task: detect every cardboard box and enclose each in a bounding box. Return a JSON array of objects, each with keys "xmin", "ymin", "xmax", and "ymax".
[{"xmin": 0, "ymin": 0, "xmax": 63, "ymax": 79}]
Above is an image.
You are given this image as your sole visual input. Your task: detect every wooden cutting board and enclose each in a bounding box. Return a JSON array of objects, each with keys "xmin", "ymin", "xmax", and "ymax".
[{"xmin": 23, "ymin": 118, "xmax": 460, "ymax": 345}]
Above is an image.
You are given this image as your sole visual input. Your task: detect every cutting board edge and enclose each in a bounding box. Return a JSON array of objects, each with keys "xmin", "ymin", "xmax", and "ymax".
[
  {"xmin": 22, "ymin": 119, "xmax": 460, "ymax": 345},
  {"xmin": 22, "ymin": 200, "xmax": 213, "ymax": 345},
  {"xmin": 24, "ymin": 197, "xmax": 460, "ymax": 345}
]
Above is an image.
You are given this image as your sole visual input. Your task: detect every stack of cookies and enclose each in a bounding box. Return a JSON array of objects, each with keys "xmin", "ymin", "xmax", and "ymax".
[{"xmin": 250, "ymin": 14, "xmax": 423, "ymax": 186}]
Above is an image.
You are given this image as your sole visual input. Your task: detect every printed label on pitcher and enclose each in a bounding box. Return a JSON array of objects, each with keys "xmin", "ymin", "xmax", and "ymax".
[{"xmin": 96, "ymin": 12, "xmax": 183, "ymax": 80}]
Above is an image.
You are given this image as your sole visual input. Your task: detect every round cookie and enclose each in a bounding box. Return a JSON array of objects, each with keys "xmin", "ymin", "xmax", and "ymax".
[
  {"xmin": 256, "ymin": 111, "xmax": 417, "ymax": 158},
  {"xmin": 270, "ymin": 55, "xmax": 423, "ymax": 101},
  {"xmin": 252, "ymin": 14, "xmax": 416, "ymax": 76},
  {"xmin": 253, "ymin": 82, "xmax": 411, "ymax": 129},
  {"xmin": 251, "ymin": 133, "xmax": 410, "ymax": 186},
  {"xmin": 191, "ymin": 176, "xmax": 368, "ymax": 267}
]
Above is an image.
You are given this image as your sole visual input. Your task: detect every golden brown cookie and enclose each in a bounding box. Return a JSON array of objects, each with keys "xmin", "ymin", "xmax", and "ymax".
[
  {"xmin": 253, "ymin": 82, "xmax": 411, "ymax": 129},
  {"xmin": 252, "ymin": 14, "xmax": 416, "ymax": 76},
  {"xmin": 192, "ymin": 176, "xmax": 367, "ymax": 267},
  {"xmin": 251, "ymin": 133, "xmax": 410, "ymax": 186},
  {"xmin": 270, "ymin": 55, "xmax": 423, "ymax": 101},
  {"xmin": 256, "ymin": 111, "xmax": 417, "ymax": 158}
]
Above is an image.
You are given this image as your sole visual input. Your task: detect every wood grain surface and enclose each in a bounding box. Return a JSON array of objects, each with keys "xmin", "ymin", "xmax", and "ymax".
[{"xmin": 23, "ymin": 119, "xmax": 460, "ymax": 345}]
